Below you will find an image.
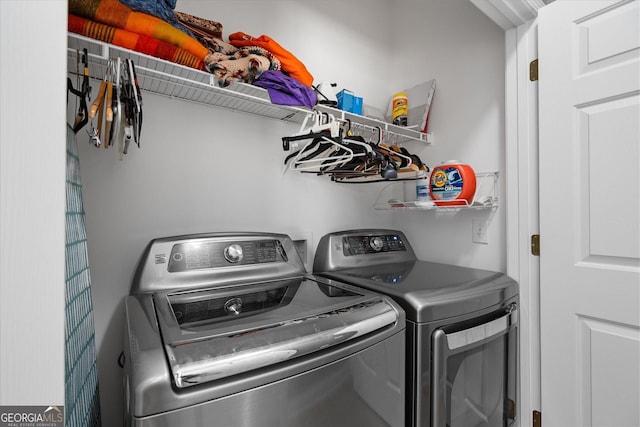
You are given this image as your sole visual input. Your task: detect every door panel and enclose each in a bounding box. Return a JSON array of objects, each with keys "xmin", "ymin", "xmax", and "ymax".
[
  {"xmin": 581, "ymin": 95, "xmax": 639, "ymax": 261},
  {"xmin": 578, "ymin": 316, "xmax": 640, "ymax": 427},
  {"xmin": 538, "ymin": 1, "xmax": 640, "ymax": 426}
]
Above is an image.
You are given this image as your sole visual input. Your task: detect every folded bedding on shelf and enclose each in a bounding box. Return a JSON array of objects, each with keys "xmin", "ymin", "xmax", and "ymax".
[
  {"xmin": 205, "ymin": 46, "xmax": 282, "ymax": 87},
  {"xmin": 229, "ymin": 32, "xmax": 314, "ymax": 86},
  {"xmin": 170, "ymin": 11, "xmax": 282, "ymax": 87},
  {"xmin": 175, "ymin": 10, "xmax": 223, "ymax": 40},
  {"xmin": 119, "ymin": 0, "xmax": 193, "ymax": 36},
  {"xmin": 254, "ymin": 70, "xmax": 317, "ymax": 108},
  {"xmin": 69, "ymin": 14, "xmax": 204, "ymax": 69},
  {"xmin": 68, "ymin": 0, "xmax": 315, "ymax": 91},
  {"xmin": 69, "ymin": 0, "xmax": 209, "ymax": 60}
]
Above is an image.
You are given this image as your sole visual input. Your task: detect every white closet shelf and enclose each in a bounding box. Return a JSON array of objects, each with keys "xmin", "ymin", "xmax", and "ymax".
[
  {"xmin": 67, "ymin": 33, "xmax": 309, "ymax": 123},
  {"xmin": 373, "ymin": 172, "xmax": 499, "ymax": 211},
  {"xmin": 67, "ymin": 33, "xmax": 433, "ymax": 144}
]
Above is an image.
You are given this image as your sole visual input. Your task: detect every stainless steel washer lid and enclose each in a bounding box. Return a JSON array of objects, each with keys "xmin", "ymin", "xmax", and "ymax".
[
  {"xmin": 153, "ymin": 276, "xmax": 401, "ymax": 388},
  {"xmin": 314, "ymin": 229, "xmax": 518, "ymax": 323}
]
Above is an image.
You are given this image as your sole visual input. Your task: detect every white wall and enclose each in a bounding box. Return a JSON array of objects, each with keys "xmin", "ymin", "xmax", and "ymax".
[
  {"xmin": 1, "ymin": 0, "xmax": 66, "ymax": 407},
  {"xmin": 71, "ymin": 1, "xmax": 506, "ymax": 424},
  {"xmin": 388, "ymin": 0, "xmax": 507, "ymax": 271}
]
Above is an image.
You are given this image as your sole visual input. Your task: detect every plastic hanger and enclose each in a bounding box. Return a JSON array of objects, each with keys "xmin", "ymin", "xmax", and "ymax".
[
  {"xmin": 290, "ymin": 135, "xmax": 356, "ymax": 171},
  {"xmin": 282, "ymin": 111, "xmax": 341, "ymax": 150}
]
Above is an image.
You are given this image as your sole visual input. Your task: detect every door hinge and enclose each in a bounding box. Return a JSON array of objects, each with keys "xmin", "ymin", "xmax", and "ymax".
[
  {"xmin": 530, "ymin": 59, "xmax": 539, "ymax": 81},
  {"xmin": 533, "ymin": 410, "xmax": 541, "ymax": 427},
  {"xmin": 531, "ymin": 234, "xmax": 540, "ymax": 256}
]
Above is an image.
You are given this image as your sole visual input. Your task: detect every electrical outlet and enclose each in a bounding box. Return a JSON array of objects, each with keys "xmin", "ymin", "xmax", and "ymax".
[{"xmin": 472, "ymin": 220, "xmax": 489, "ymax": 244}]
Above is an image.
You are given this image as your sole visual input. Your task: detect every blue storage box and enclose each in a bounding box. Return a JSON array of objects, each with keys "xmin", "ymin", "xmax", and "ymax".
[{"xmin": 337, "ymin": 90, "xmax": 363, "ymax": 115}]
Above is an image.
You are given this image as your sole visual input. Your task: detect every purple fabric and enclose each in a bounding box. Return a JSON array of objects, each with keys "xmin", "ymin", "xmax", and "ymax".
[{"xmin": 254, "ymin": 71, "xmax": 317, "ymax": 109}]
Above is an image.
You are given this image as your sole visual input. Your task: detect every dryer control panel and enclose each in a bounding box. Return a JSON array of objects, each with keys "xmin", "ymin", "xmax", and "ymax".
[
  {"xmin": 342, "ymin": 234, "xmax": 407, "ymax": 256},
  {"xmin": 313, "ymin": 229, "xmax": 417, "ymax": 272}
]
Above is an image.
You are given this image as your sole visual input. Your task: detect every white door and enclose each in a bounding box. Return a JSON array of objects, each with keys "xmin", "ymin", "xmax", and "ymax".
[{"xmin": 538, "ymin": 1, "xmax": 640, "ymax": 427}]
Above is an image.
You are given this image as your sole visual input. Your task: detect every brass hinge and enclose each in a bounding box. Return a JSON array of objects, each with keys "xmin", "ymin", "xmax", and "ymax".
[
  {"xmin": 533, "ymin": 410, "xmax": 542, "ymax": 427},
  {"xmin": 531, "ymin": 234, "xmax": 540, "ymax": 256},
  {"xmin": 506, "ymin": 398, "xmax": 516, "ymax": 420},
  {"xmin": 530, "ymin": 59, "xmax": 539, "ymax": 81}
]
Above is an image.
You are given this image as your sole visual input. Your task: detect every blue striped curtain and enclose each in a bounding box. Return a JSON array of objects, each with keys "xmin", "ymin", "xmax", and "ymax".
[{"xmin": 65, "ymin": 125, "xmax": 102, "ymax": 427}]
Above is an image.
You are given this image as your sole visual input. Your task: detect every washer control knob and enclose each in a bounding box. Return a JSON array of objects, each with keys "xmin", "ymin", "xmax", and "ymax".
[
  {"xmin": 224, "ymin": 244, "xmax": 244, "ymax": 263},
  {"xmin": 224, "ymin": 297, "xmax": 243, "ymax": 315},
  {"xmin": 370, "ymin": 236, "xmax": 384, "ymax": 252}
]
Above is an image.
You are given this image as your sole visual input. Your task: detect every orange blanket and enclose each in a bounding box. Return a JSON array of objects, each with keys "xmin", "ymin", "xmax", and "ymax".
[
  {"xmin": 69, "ymin": 0, "xmax": 209, "ymax": 61},
  {"xmin": 69, "ymin": 14, "xmax": 204, "ymax": 69},
  {"xmin": 229, "ymin": 32, "xmax": 313, "ymax": 86}
]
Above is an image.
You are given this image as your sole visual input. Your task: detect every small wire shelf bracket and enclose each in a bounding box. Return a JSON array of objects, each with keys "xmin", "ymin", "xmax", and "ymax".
[{"xmin": 315, "ymin": 104, "xmax": 433, "ymax": 145}]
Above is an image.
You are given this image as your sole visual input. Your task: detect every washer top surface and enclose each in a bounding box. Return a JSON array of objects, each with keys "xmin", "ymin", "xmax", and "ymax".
[
  {"xmin": 153, "ymin": 275, "xmax": 401, "ymax": 388},
  {"xmin": 313, "ymin": 229, "xmax": 518, "ymax": 323}
]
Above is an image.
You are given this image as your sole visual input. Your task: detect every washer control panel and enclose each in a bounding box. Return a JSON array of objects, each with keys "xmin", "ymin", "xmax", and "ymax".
[
  {"xmin": 168, "ymin": 239, "xmax": 287, "ymax": 272},
  {"xmin": 342, "ymin": 234, "xmax": 406, "ymax": 256}
]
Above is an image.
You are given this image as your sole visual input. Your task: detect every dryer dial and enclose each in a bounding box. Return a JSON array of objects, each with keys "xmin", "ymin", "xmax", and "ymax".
[{"xmin": 370, "ymin": 236, "xmax": 385, "ymax": 252}]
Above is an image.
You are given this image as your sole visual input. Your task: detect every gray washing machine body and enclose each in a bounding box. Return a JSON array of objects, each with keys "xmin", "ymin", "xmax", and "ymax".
[
  {"xmin": 123, "ymin": 232, "xmax": 406, "ymax": 427},
  {"xmin": 313, "ymin": 229, "xmax": 519, "ymax": 427}
]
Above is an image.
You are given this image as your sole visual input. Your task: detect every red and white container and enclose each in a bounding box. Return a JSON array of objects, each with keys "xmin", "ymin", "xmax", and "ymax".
[{"xmin": 429, "ymin": 161, "xmax": 476, "ymax": 206}]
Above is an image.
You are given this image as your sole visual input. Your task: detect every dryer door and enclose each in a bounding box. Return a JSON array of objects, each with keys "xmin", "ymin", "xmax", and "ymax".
[{"xmin": 431, "ymin": 304, "xmax": 518, "ymax": 427}]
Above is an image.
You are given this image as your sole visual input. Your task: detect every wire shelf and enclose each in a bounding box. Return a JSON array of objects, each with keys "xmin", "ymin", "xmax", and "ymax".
[
  {"xmin": 373, "ymin": 171, "xmax": 499, "ymax": 211},
  {"xmin": 68, "ymin": 33, "xmax": 434, "ymax": 143},
  {"xmin": 67, "ymin": 33, "xmax": 310, "ymax": 122}
]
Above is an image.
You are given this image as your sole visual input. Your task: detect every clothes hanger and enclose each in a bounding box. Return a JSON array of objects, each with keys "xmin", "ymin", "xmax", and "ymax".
[
  {"xmin": 338, "ymin": 119, "xmax": 376, "ymax": 158},
  {"xmin": 102, "ymin": 59, "xmax": 116, "ymax": 148},
  {"xmin": 67, "ymin": 48, "xmax": 90, "ymax": 134},
  {"xmin": 120, "ymin": 58, "xmax": 143, "ymax": 153},
  {"xmin": 128, "ymin": 59, "xmax": 143, "ymax": 146},
  {"xmin": 282, "ymin": 111, "xmax": 341, "ymax": 150},
  {"xmin": 110, "ymin": 57, "xmax": 124, "ymax": 155},
  {"xmin": 376, "ymin": 143, "xmax": 413, "ymax": 169},
  {"xmin": 290, "ymin": 135, "xmax": 356, "ymax": 172},
  {"xmin": 295, "ymin": 124, "xmax": 377, "ymax": 175},
  {"xmin": 87, "ymin": 60, "xmax": 113, "ymax": 147}
]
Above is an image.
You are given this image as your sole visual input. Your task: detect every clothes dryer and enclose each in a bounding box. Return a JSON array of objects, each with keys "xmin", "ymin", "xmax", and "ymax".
[{"xmin": 314, "ymin": 229, "xmax": 518, "ymax": 427}]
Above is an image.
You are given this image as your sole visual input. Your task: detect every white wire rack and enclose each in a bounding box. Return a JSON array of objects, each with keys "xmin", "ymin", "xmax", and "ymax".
[
  {"xmin": 373, "ymin": 171, "xmax": 499, "ymax": 211},
  {"xmin": 67, "ymin": 33, "xmax": 433, "ymax": 144},
  {"xmin": 67, "ymin": 33, "xmax": 310, "ymax": 122}
]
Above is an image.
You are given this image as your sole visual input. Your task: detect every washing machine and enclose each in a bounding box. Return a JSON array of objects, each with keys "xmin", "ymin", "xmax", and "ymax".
[
  {"xmin": 123, "ymin": 232, "xmax": 406, "ymax": 427},
  {"xmin": 313, "ymin": 229, "xmax": 519, "ymax": 427}
]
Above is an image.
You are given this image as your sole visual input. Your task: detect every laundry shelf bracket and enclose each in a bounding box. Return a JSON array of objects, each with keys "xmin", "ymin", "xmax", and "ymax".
[{"xmin": 315, "ymin": 104, "xmax": 433, "ymax": 145}]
